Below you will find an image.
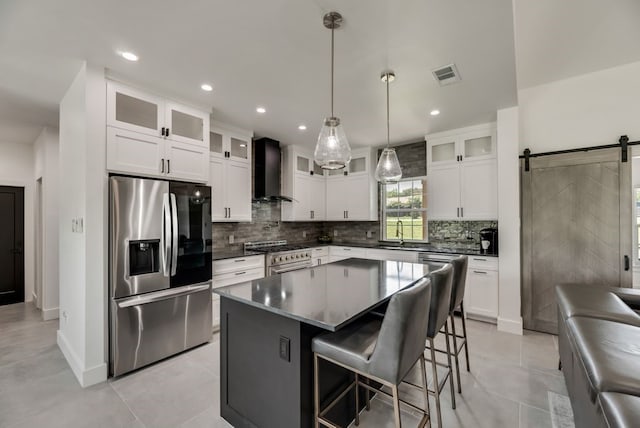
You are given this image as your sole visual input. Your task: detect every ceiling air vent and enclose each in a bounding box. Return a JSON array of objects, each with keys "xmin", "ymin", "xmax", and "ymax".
[{"xmin": 432, "ymin": 64, "xmax": 461, "ymax": 86}]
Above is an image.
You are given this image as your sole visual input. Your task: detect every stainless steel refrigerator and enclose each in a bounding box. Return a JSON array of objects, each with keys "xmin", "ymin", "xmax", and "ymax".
[{"xmin": 109, "ymin": 176, "xmax": 212, "ymax": 377}]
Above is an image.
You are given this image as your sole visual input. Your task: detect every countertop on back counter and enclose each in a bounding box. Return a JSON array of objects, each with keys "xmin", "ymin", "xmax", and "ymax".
[
  {"xmin": 212, "ymin": 249, "xmax": 263, "ymax": 261},
  {"xmin": 212, "ymin": 241, "xmax": 498, "ymax": 260},
  {"xmin": 305, "ymin": 241, "xmax": 498, "ymax": 257}
]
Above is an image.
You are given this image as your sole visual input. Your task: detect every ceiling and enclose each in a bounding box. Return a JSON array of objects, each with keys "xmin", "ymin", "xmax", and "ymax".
[{"xmin": 3, "ymin": 1, "xmax": 639, "ymax": 148}]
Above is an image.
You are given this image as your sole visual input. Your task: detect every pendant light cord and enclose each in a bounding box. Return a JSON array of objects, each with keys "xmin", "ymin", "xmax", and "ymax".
[
  {"xmin": 330, "ymin": 22, "xmax": 335, "ymax": 117},
  {"xmin": 386, "ymin": 75, "xmax": 390, "ymax": 148}
]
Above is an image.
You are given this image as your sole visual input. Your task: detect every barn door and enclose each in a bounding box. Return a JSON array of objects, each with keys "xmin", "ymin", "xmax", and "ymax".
[{"xmin": 521, "ymin": 149, "xmax": 632, "ymax": 333}]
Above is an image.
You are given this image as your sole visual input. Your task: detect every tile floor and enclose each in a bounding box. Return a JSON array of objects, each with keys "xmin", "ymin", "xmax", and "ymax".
[{"xmin": 0, "ymin": 302, "xmax": 570, "ymax": 428}]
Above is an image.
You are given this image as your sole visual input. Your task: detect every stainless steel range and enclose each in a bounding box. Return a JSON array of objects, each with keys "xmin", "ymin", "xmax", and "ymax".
[{"xmin": 244, "ymin": 240, "xmax": 312, "ymax": 276}]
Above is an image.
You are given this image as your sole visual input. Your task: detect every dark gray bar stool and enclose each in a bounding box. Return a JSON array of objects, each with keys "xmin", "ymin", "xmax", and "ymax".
[
  {"xmin": 312, "ymin": 278, "xmax": 433, "ymax": 428},
  {"xmin": 420, "ymin": 263, "xmax": 455, "ymax": 428},
  {"xmin": 446, "ymin": 255, "xmax": 470, "ymax": 394}
]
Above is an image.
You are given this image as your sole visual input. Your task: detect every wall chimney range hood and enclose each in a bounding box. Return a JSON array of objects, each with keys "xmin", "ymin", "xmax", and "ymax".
[{"xmin": 253, "ymin": 137, "xmax": 293, "ymax": 202}]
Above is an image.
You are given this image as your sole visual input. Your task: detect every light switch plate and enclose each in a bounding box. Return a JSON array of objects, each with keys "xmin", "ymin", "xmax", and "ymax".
[
  {"xmin": 229, "ymin": 234, "xmax": 234, "ymax": 244},
  {"xmin": 333, "ymin": 230, "xmax": 338, "ymax": 237},
  {"xmin": 279, "ymin": 336, "xmax": 290, "ymax": 362},
  {"xmin": 366, "ymin": 231, "xmax": 373, "ymax": 238}
]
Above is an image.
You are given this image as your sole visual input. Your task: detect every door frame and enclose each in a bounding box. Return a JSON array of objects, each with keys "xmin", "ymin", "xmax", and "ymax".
[
  {"xmin": 521, "ymin": 148, "xmax": 633, "ymax": 332},
  {"xmin": 0, "ymin": 184, "xmax": 25, "ymax": 305}
]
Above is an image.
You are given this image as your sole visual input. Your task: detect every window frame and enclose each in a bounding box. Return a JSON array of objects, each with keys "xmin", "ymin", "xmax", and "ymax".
[{"xmin": 379, "ymin": 176, "xmax": 428, "ymax": 243}]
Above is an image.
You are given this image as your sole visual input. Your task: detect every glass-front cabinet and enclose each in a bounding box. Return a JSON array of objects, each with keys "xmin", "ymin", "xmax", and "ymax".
[
  {"xmin": 107, "ymin": 81, "xmax": 209, "ymax": 148},
  {"xmin": 427, "ymin": 124, "xmax": 496, "ymax": 169},
  {"xmin": 106, "ymin": 81, "xmax": 210, "ymax": 183},
  {"xmin": 208, "ymin": 124, "xmax": 253, "ymax": 222}
]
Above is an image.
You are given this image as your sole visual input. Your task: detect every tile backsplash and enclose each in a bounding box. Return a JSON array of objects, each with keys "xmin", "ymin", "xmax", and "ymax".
[
  {"xmin": 212, "ymin": 202, "xmax": 496, "ymax": 251},
  {"xmin": 428, "ymin": 220, "xmax": 498, "ymax": 249},
  {"xmin": 212, "ymin": 202, "xmax": 378, "ymax": 251}
]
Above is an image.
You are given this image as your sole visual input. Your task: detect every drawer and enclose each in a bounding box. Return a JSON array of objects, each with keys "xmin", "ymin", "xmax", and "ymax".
[
  {"xmin": 465, "ymin": 268, "xmax": 498, "ymax": 320},
  {"xmin": 312, "ymin": 256, "xmax": 330, "ymax": 266},
  {"xmin": 330, "ymin": 246, "xmax": 367, "ymax": 259},
  {"xmin": 366, "ymin": 249, "xmax": 418, "ymax": 263},
  {"xmin": 311, "ymin": 246, "xmax": 329, "ymax": 257},
  {"xmin": 213, "ymin": 266, "xmax": 264, "ymax": 288},
  {"xmin": 468, "ymin": 255, "xmax": 499, "ymax": 271},
  {"xmin": 213, "ymin": 255, "xmax": 265, "ymax": 275}
]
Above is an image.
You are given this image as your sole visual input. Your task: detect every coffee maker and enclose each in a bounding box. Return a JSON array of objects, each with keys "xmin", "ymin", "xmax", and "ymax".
[{"xmin": 479, "ymin": 228, "xmax": 498, "ymax": 255}]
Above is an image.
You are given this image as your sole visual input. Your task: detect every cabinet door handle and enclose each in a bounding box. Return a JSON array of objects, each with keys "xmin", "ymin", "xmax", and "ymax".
[
  {"xmin": 161, "ymin": 159, "xmax": 165, "ymax": 173},
  {"xmin": 346, "ymin": 210, "xmax": 349, "ymax": 219},
  {"xmin": 473, "ymin": 270, "xmax": 488, "ymax": 274},
  {"xmin": 167, "ymin": 159, "xmax": 170, "ymax": 174},
  {"xmin": 228, "ymin": 207, "xmax": 231, "ymax": 218},
  {"xmin": 460, "ymin": 207, "xmax": 463, "ymax": 217},
  {"xmin": 310, "ymin": 171, "xmax": 314, "ymax": 176},
  {"xmin": 473, "ymin": 258, "xmax": 487, "ymax": 261},
  {"xmin": 234, "ymin": 271, "xmax": 246, "ymax": 276},
  {"xmin": 161, "ymin": 127, "xmax": 165, "ymax": 137},
  {"xmin": 166, "ymin": 128, "xmax": 170, "ymax": 136},
  {"xmin": 456, "ymin": 207, "xmax": 460, "ymax": 217},
  {"xmin": 234, "ymin": 259, "xmax": 246, "ymax": 262}
]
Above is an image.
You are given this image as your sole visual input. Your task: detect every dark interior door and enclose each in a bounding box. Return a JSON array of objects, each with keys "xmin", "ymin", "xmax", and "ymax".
[{"xmin": 0, "ymin": 186, "xmax": 24, "ymax": 305}]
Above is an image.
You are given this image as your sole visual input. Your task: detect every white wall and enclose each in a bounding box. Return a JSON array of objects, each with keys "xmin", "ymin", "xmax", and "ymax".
[
  {"xmin": 34, "ymin": 127, "xmax": 59, "ymax": 320},
  {"xmin": 57, "ymin": 62, "xmax": 107, "ymax": 387},
  {"xmin": 519, "ymin": 60, "xmax": 640, "ymax": 153},
  {"xmin": 496, "ymin": 107, "xmax": 522, "ymax": 334},
  {"xmin": 0, "ymin": 140, "xmax": 34, "ymax": 303}
]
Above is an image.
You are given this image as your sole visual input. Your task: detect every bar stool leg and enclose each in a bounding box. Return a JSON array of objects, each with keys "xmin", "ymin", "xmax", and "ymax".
[
  {"xmin": 365, "ymin": 378, "xmax": 371, "ymax": 410},
  {"xmin": 460, "ymin": 301, "xmax": 471, "ymax": 372},
  {"xmin": 355, "ymin": 373, "xmax": 360, "ymax": 426},
  {"xmin": 443, "ymin": 322, "xmax": 456, "ymax": 409},
  {"xmin": 428, "ymin": 339, "xmax": 442, "ymax": 428},
  {"xmin": 314, "ymin": 353, "xmax": 320, "ymax": 428},
  {"xmin": 449, "ymin": 314, "xmax": 462, "ymax": 393},
  {"xmin": 419, "ymin": 355, "xmax": 431, "ymax": 421},
  {"xmin": 392, "ymin": 384, "xmax": 402, "ymax": 428}
]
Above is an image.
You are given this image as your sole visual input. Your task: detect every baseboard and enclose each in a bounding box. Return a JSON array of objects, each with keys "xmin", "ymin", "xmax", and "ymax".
[
  {"xmin": 42, "ymin": 307, "xmax": 59, "ymax": 321},
  {"xmin": 57, "ymin": 330, "xmax": 108, "ymax": 387},
  {"xmin": 497, "ymin": 316, "xmax": 523, "ymax": 335}
]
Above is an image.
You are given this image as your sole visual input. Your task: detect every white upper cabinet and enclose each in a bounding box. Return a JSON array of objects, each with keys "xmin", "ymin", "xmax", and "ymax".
[
  {"xmin": 326, "ymin": 148, "xmax": 378, "ymax": 221},
  {"xmin": 282, "ymin": 146, "xmax": 377, "ymax": 222},
  {"xmin": 427, "ymin": 124, "xmax": 496, "ymax": 170},
  {"xmin": 107, "ymin": 83, "xmax": 164, "ymax": 138},
  {"xmin": 282, "ymin": 147, "xmax": 326, "ymax": 221},
  {"xmin": 165, "ymin": 102, "xmax": 209, "ymax": 146},
  {"xmin": 106, "ymin": 81, "xmax": 210, "ymax": 183},
  {"xmin": 209, "ymin": 123, "xmax": 252, "ymax": 222},
  {"xmin": 426, "ymin": 123, "xmax": 497, "ymax": 220}
]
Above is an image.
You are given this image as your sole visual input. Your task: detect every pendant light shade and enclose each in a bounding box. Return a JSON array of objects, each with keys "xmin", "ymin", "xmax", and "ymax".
[
  {"xmin": 375, "ymin": 147, "xmax": 402, "ymax": 182},
  {"xmin": 375, "ymin": 71, "xmax": 402, "ymax": 183},
  {"xmin": 314, "ymin": 12, "xmax": 352, "ymax": 170}
]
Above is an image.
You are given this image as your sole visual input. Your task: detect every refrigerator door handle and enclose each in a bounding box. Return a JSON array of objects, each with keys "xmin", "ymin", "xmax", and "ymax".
[
  {"xmin": 116, "ymin": 283, "xmax": 211, "ymax": 308},
  {"xmin": 170, "ymin": 193, "xmax": 179, "ymax": 276},
  {"xmin": 162, "ymin": 193, "xmax": 171, "ymax": 277}
]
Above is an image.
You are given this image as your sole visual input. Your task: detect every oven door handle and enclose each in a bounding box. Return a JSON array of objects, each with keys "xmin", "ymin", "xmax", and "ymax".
[{"xmin": 271, "ymin": 263, "xmax": 311, "ymax": 275}]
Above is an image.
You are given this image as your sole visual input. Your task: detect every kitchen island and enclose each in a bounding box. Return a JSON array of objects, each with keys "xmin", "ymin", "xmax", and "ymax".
[{"xmin": 214, "ymin": 258, "xmax": 444, "ymax": 428}]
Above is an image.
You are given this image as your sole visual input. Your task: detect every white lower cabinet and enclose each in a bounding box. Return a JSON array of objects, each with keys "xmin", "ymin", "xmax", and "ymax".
[
  {"xmin": 311, "ymin": 246, "xmax": 329, "ymax": 266},
  {"xmin": 329, "ymin": 246, "xmax": 368, "ymax": 263},
  {"xmin": 212, "ymin": 255, "xmax": 265, "ymax": 330},
  {"xmin": 464, "ymin": 256, "xmax": 499, "ymax": 321},
  {"xmin": 365, "ymin": 249, "xmax": 418, "ymax": 263}
]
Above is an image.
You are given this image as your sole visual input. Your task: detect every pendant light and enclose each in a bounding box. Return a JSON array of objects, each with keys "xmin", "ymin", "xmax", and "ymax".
[
  {"xmin": 314, "ymin": 11, "xmax": 352, "ymax": 170},
  {"xmin": 375, "ymin": 71, "xmax": 402, "ymax": 182}
]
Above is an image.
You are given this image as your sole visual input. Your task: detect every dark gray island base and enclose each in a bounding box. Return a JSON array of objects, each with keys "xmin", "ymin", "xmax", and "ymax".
[{"xmin": 216, "ymin": 258, "xmax": 444, "ymax": 428}]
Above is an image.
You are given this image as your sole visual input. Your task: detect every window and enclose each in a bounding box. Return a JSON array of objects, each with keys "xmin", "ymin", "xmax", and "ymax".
[{"xmin": 381, "ymin": 177, "xmax": 428, "ymax": 242}]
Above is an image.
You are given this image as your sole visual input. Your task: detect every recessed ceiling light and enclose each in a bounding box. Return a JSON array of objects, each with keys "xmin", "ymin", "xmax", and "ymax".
[
  {"xmin": 430, "ymin": 109, "xmax": 440, "ymax": 116},
  {"xmin": 120, "ymin": 51, "xmax": 139, "ymax": 62},
  {"xmin": 298, "ymin": 125, "xmax": 307, "ymax": 131},
  {"xmin": 201, "ymin": 84, "xmax": 213, "ymax": 92},
  {"xmin": 256, "ymin": 107, "xmax": 266, "ymax": 114}
]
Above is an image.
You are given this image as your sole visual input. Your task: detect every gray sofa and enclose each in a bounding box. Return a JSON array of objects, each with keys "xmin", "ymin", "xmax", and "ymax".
[{"xmin": 556, "ymin": 284, "xmax": 640, "ymax": 428}]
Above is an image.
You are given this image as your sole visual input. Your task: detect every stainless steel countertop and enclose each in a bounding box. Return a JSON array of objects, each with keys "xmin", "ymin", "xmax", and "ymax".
[{"xmin": 213, "ymin": 258, "xmax": 446, "ymax": 331}]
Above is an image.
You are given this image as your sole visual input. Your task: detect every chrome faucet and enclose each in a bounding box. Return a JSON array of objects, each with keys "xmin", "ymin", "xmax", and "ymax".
[{"xmin": 396, "ymin": 219, "xmax": 404, "ymax": 245}]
